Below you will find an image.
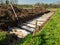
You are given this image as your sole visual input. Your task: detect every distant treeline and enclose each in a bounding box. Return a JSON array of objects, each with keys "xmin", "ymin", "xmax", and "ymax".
[
  {"xmin": 34, "ymin": 3, "xmax": 60, "ymax": 8},
  {"xmin": 0, "ymin": 0, "xmax": 18, "ymax": 5},
  {"xmin": 17, "ymin": 3, "xmax": 60, "ymax": 9},
  {"xmin": 44, "ymin": 4, "xmax": 60, "ymax": 8},
  {"xmin": 0, "ymin": 0, "xmax": 60, "ymax": 8}
]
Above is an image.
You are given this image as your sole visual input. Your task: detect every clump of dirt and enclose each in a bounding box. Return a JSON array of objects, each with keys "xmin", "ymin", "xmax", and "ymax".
[{"xmin": 0, "ymin": 5, "xmax": 21, "ymax": 29}]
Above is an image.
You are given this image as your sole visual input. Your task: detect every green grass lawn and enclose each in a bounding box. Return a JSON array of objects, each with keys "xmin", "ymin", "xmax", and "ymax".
[{"xmin": 19, "ymin": 9, "xmax": 60, "ymax": 45}]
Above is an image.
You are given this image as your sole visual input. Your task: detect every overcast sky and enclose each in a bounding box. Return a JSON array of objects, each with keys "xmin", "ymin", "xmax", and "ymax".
[{"xmin": 18, "ymin": 0, "xmax": 60, "ymax": 4}]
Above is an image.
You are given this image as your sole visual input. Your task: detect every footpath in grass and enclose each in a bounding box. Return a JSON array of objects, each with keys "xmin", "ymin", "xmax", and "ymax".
[{"xmin": 20, "ymin": 9, "xmax": 60, "ymax": 45}]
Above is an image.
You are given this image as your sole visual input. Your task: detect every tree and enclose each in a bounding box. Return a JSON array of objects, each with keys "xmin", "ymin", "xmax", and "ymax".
[
  {"xmin": 6, "ymin": 0, "xmax": 9, "ymax": 4},
  {"xmin": 0, "ymin": 0, "xmax": 4, "ymax": 5},
  {"xmin": 9, "ymin": 0, "xmax": 18, "ymax": 5},
  {"xmin": 0, "ymin": 0, "xmax": 18, "ymax": 5}
]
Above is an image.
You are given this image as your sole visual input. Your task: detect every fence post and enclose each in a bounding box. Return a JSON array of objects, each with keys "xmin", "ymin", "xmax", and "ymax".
[{"xmin": 33, "ymin": 20, "xmax": 38, "ymax": 36}]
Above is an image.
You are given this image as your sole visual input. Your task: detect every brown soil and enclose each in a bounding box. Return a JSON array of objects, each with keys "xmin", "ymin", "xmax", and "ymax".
[{"xmin": 0, "ymin": 5, "xmax": 49, "ymax": 30}]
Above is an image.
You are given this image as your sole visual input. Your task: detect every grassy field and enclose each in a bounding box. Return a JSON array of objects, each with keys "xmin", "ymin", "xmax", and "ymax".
[
  {"xmin": 0, "ymin": 8, "xmax": 60, "ymax": 45},
  {"xmin": 0, "ymin": 31, "xmax": 7, "ymax": 45},
  {"xmin": 17, "ymin": 5, "xmax": 33, "ymax": 9}
]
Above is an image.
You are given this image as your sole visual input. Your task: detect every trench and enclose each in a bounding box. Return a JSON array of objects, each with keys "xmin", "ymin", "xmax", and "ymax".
[{"xmin": 9, "ymin": 11, "xmax": 54, "ymax": 38}]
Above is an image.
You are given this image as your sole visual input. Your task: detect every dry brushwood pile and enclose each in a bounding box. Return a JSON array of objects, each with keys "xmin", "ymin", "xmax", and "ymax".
[{"xmin": 0, "ymin": 5, "xmax": 49, "ymax": 30}]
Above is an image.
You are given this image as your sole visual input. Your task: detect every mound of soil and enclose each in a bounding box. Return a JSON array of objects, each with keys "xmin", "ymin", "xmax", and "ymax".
[{"xmin": 0, "ymin": 5, "xmax": 49, "ymax": 30}]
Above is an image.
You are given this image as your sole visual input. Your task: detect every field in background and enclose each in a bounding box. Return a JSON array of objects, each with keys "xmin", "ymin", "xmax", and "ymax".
[{"xmin": 17, "ymin": 5, "xmax": 33, "ymax": 9}]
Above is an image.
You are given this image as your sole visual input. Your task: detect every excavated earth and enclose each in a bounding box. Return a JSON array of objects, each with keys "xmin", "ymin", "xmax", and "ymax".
[{"xmin": 0, "ymin": 5, "xmax": 50, "ymax": 30}]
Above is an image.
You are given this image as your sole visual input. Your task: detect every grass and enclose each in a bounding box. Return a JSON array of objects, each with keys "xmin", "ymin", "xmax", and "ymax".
[
  {"xmin": 0, "ymin": 31, "xmax": 19, "ymax": 45},
  {"xmin": 0, "ymin": 31, "xmax": 7, "ymax": 45},
  {"xmin": 17, "ymin": 5, "xmax": 33, "ymax": 9},
  {"xmin": 19, "ymin": 9, "xmax": 60, "ymax": 45}
]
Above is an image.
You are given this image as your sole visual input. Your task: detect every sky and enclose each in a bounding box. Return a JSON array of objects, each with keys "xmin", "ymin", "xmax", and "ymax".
[{"xmin": 18, "ymin": 0, "xmax": 60, "ymax": 4}]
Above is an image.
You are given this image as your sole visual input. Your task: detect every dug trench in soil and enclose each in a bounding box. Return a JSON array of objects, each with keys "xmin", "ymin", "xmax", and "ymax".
[{"xmin": 0, "ymin": 5, "xmax": 50, "ymax": 30}]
